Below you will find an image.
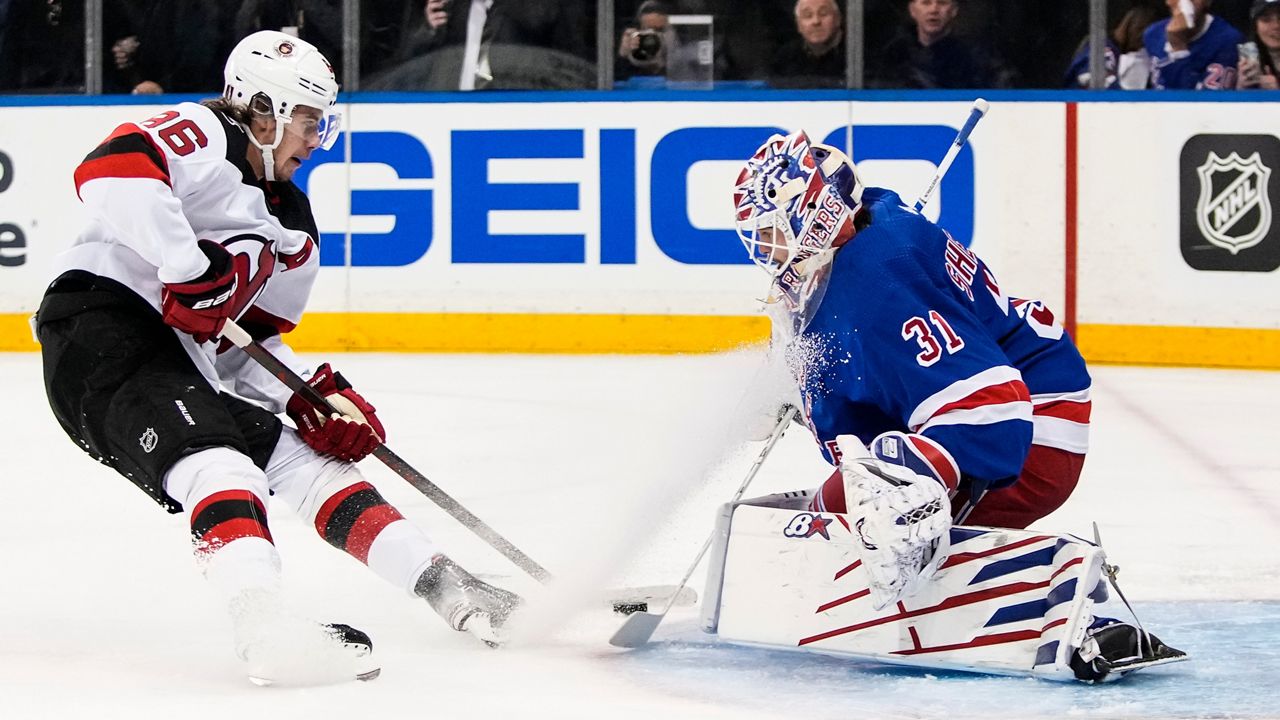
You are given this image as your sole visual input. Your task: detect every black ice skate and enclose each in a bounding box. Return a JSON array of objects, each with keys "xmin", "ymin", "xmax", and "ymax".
[
  {"xmin": 415, "ymin": 555, "xmax": 522, "ymax": 647},
  {"xmin": 1070, "ymin": 621, "xmax": 1188, "ymax": 683}
]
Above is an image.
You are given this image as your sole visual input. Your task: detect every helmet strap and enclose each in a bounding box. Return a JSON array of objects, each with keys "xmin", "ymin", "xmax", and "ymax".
[{"xmin": 239, "ymin": 117, "xmax": 287, "ymax": 183}]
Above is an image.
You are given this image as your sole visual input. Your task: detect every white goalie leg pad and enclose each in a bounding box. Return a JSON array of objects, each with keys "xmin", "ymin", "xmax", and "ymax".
[
  {"xmin": 836, "ymin": 435, "xmax": 952, "ymax": 610},
  {"xmin": 265, "ymin": 429, "xmax": 441, "ymax": 595},
  {"xmin": 709, "ymin": 494, "xmax": 1114, "ymax": 680}
]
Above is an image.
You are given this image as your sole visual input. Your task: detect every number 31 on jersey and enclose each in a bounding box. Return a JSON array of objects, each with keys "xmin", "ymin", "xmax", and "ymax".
[{"xmin": 902, "ymin": 310, "xmax": 965, "ymax": 367}]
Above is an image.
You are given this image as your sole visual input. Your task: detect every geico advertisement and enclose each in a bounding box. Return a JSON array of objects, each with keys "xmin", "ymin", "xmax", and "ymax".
[{"xmin": 0, "ymin": 100, "xmax": 996, "ymax": 315}]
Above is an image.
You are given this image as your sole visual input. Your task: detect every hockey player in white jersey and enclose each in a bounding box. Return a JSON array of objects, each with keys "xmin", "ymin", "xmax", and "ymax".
[{"xmin": 34, "ymin": 31, "xmax": 518, "ymax": 684}]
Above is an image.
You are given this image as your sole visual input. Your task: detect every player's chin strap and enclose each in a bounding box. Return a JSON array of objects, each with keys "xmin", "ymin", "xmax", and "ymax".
[{"xmin": 237, "ymin": 120, "xmax": 286, "ymax": 182}]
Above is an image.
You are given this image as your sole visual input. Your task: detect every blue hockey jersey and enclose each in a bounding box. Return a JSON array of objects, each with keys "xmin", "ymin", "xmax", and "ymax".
[
  {"xmin": 796, "ymin": 187, "xmax": 1091, "ymax": 490},
  {"xmin": 1144, "ymin": 14, "xmax": 1242, "ymax": 89}
]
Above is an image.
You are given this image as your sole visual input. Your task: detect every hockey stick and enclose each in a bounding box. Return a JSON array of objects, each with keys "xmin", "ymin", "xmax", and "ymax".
[
  {"xmin": 608, "ymin": 405, "xmax": 800, "ymax": 648},
  {"xmin": 219, "ymin": 320, "xmax": 554, "ymax": 583},
  {"xmin": 912, "ymin": 98, "xmax": 990, "ymax": 214}
]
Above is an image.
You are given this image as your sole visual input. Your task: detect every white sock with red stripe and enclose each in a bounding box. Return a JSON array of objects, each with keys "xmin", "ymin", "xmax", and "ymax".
[
  {"xmin": 163, "ymin": 447, "xmax": 285, "ymax": 617},
  {"xmin": 264, "ymin": 433, "xmax": 441, "ymax": 596}
]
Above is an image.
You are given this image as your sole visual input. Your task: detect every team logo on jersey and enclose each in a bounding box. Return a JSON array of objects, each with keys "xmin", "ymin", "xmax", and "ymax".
[
  {"xmin": 139, "ymin": 428, "xmax": 158, "ymax": 454},
  {"xmin": 1195, "ymin": 152, "xmax": 1271, "ymax": 253},
  {"xmin": 1181, "ymin": 134, "xmax": 1280, "ymax": 272}
]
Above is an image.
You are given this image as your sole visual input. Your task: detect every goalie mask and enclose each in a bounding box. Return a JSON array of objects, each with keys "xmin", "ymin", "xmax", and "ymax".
[
  {"xmin": 733, "ymin": 130, "xmax": 863, "ymax": 330},
  {"xmin": 224, "ymin": 31, "xmax": 342, "ymax": 181}
]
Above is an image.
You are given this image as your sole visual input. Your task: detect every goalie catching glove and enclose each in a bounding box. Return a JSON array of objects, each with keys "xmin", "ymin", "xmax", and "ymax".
[
  {"xmin": 286, "ymin": 364, "xmax": 386, "ymax": 462},
  {"xmin": 837, "ymin": 433, "xmax": 955, "ymax": 610}
]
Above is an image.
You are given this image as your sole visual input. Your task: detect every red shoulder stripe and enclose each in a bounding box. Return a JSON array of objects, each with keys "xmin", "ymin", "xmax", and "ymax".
[{"xmin": 73, "ymin": 124, "xmax": 171, "ymax": 198}]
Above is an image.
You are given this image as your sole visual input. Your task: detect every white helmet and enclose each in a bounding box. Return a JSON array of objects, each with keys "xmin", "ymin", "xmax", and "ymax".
[{"xmin": 223, "ymin": 30, "xmax": 341, "ymax": 180}]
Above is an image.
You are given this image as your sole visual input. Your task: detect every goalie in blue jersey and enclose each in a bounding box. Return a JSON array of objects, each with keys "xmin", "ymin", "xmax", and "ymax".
[
  {"xmin": 730, "ymin": 130, "xmax": 1185, "ymax": 681},
  {"xmin": 734, "ymin": 130, "xmax": 1092, "ymax": 532},
  {"xmin": 730, "ymin": 128, "xmax": 1192, "ymax": 682}
]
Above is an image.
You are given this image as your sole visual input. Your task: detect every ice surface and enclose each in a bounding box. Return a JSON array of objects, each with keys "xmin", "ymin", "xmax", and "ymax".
[{"xmin": 1, "ymin": 352, "xmax": 1277, "ymax": 719}]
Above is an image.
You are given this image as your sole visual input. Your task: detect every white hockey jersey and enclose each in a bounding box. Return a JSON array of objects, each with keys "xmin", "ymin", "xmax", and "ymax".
[{"xmin": 56, "ymin": 101, "xmax": 320, "ymax": 412}]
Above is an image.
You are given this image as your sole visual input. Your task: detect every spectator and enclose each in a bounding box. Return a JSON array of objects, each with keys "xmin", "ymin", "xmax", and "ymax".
[
  {"xmin": 1145, "ymin": 0, "xmax": 1243, "ymax": 89},
  {"xmin": 412, "ymin": 0, "xmax": 593, "ymax": 90},
  {"xmin": 1239, "ymin": 0, "xmax": 1280, "ymax": 88},
  {"xmin": 129, "ymin": 0, "xmax": 240, "ymax": 94},
  {"xmin": 870, "ymin": 0, "xmax": 1007, "ymax": 89},
  {"xmin": 101, "ymin": 0, "xmax": 150, "ymax": 94},
  {"xmin": 617, "ymin": 0, "xmax": 670, "ymax": 81},
  {"xmin": 356, "ymin": 1, "xmax": 422, "ymax": 78},
  {"xmin": 769, "ymin": 0, "xmax": 845, "ymax": 88},
  {"xmin": 235, "ymin": 1, "xmax": 344, "ymax": 82},
  {"xmin": 1064, "ymin": 4, "xmax": 1161, "ymax": 89},
  {"xmin": 0, "ymin": 0, "xmax": 85, "ymax": 92}
]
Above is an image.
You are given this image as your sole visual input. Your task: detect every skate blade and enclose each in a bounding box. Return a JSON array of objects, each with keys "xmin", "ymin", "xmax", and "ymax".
[
  {"xmin": 462, "ymin": 612, "xmax": 504, "ymax": 648},
  {"xmin": 1109, "ymin": 650, "xmax": 1190, "ymax": 676},
  {"xmin": 248, "ymin": 666, "xmax": 382, "ymax": 687}
]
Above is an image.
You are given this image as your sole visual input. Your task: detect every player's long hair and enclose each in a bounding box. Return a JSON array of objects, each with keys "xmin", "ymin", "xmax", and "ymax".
[
  {"xmin": 200, "ymin": 96, "xmax": 274, "ymax": 126},
  {"xmin": 201, "ymin": 97, "xmax": 254, "ymax": 125}
]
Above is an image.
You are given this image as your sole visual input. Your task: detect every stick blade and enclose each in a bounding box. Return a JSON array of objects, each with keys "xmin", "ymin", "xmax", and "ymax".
[{"xmin": 608, "ymin": 611, "xmax": 665, "ymax": 648}]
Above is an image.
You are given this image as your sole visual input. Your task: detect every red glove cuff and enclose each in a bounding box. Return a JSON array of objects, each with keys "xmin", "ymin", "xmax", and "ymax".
[{"xmin": 160, "ymin": 239, "xmax": 238, "ymax": 344}]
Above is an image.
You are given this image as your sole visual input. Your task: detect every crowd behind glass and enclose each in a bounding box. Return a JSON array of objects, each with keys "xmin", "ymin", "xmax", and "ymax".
[{"xmin": 1, "ymin": 0, "xmax": 1276, "ymax": 94}]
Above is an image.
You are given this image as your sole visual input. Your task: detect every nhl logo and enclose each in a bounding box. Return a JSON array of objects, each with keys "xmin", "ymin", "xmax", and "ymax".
[
  {"xmin": 1195, "ymin": 151, "xmax": 1272, "ymax": 254},
  {"xmin": 139, "ymin": 428, "xmax": 158, "ymax": 454},
  {"xmin": 1180, "ymin": 134, "xmax": 1280, "ymax": 272}
]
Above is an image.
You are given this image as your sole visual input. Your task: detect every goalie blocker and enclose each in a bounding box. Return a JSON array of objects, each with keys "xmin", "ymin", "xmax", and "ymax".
[{"xmin": 699, "ymin": 489, "xmax": 1186, "ymax": 683}]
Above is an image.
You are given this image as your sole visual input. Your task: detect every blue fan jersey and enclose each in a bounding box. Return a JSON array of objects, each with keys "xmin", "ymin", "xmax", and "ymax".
[
  {"xmin": 1144, "ymin": 14, "xmax": 1242, "ymax": 89},
  {"xmin": 796, "ymin": 187, "xmax": 1091, "ymax": 490},
  {"xmin": 1063, "ymin": 39, "xmax": 1119, "ymax": 89}
]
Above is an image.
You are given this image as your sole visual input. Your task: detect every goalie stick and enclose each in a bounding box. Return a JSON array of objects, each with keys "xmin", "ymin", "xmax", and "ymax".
[
  {"xmin": 912, "ymin": 98, "xmax": 989, "ymax": 214},
  {"xmin": 609, "ymin": 405, "xmax": 800, "ymax": 648}
]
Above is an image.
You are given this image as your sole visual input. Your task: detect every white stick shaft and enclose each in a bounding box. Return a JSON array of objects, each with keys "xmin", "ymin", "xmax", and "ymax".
[
  {"xmin": 912, "ymin": 98, "xmax": 989, "ymax": 214},
  {"xmin": 660, "ymin": 405, "xmax": 798, "ymax": 616},
  {"xmin": 608, "ymin": 406, "xmax": 798, "ymax": 648}
]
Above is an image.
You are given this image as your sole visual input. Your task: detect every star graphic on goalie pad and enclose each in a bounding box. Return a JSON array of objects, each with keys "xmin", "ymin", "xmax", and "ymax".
[{"xmin": 804, "ymin": 514, "xmax": 832, "ymax": 540}]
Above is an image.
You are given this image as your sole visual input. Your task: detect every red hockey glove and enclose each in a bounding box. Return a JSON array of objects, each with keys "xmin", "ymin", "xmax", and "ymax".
[
  {"xmin": 160, "ymin": 239, "xmax": 238, "ymax": 344},
  {"xmin": 286, "ymin": 364, "xmax": 386, "ymax": 462}
]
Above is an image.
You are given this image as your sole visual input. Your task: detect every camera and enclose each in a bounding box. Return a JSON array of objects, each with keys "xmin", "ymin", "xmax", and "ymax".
[{"xmin": 629, "ymin": 29, "xmax": 664, "ymax": 63}]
